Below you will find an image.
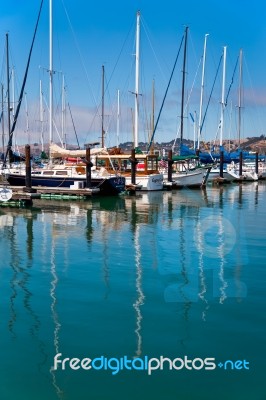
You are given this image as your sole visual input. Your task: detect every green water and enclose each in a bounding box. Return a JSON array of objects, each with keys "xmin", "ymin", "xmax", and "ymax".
[{"xmin": 0, "ymin": 183, "xmax": 265, "ymax": 399}]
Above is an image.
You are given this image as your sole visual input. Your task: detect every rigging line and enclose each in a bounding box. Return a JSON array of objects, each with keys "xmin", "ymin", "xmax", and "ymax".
[
  {"xmin": 100, "ymin": 20, "xmax": 136, "ymax": 145},
  {"xmin": 91, "ymin": 26, "xmax": 136, "ymax": 143},
  {"xmin": 172, "ymin": 55, "xmax": 202, "ymax": 150},
  {"xmin": 2, "ymin": 0, "xmax": 44, "ymax": 168},
  {"xmin": 60, "ymin": 0, "xmax": 98, "ymax": 108},
  {"xmin": 141, "ymin": 16, "xmax": 169, "ymax": 84},
  {"xmin": 61, "ymin": 0, "xmax": 135, "ymax": 141},
  {"xmin": 243, "ymin": 55, "xmax": 264, "ymax": 135},
  {"xmin": 147, "ymin": 32, "xmax": 185, "ymax": 153},
  {"xmin": 43, "ymin": 96, "xmax": 64, "ymax": 146},
  {"xmin": 105, "ymin": 19, "xmax": 135, "ymax": 92},
  {"xmin": 225, "ymin": 55, "xmax": 239, "ymax": 106},
  {"xmin": 212, "ymin": 55, "xmax": 239, "ymax": 145},
  {"xmin": 199, "ymin": 52, "xmax": 223, "ymax": 139},
  {"xmin": 68, "ymin": 102, "xmax": 80, "ymax": 149}
]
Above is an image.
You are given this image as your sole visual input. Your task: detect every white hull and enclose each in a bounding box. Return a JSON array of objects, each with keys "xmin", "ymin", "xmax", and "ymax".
[
  {"xmin": 127, "ymin": 173, "xmax": 164, "ymax": 191},
  {"xmin": 208, "ymin": 168, "xmax": 235, "ymax": 182},
  {"xmin": 226, "ymin": 169, "xmax": 258, "ymax": 181},
  {"xmin": 166, "ymin": 169, "xmax": 206, "ymax": 188}
]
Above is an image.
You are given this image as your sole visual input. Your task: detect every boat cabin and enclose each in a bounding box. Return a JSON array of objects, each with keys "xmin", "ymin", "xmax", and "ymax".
[{"xmin": 94, "ymin": 154, "xmax": 160, "ymax": 175}]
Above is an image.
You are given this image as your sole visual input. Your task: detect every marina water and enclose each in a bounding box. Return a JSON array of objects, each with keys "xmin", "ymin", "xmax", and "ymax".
[{"xmin": 0, "ymin": 182, "xmax": 265, "ymax": 400}]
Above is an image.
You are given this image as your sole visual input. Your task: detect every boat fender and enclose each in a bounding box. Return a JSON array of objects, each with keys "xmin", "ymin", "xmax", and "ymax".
[{"xmin": 75, "ymin": 166, "xmax": 86, "ymax": 175}]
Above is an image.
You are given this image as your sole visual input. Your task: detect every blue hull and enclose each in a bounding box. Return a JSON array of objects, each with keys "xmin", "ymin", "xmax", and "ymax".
[{"xmin": 7, "ymin": 174, "xmax": 125, "ymax": 196}]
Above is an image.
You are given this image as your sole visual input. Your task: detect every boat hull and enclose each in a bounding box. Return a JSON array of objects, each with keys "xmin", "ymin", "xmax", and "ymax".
[
  {"xmin": 208, "ymin": 168, "xmax": 235, "ymax": 182},
  {"xmin": 7, "ymin": 173, "xmax": 125, "ymax": 195},
  {"xmin": 126, "ymin": 173, "xmax": 164, "ymax": 191},
  {"xmin": 167, "ymin": 169, "xmax": 206, "ymax": 188},
  {"xmin": 226, "ymin": 170, "xmax": 258, "ymax": 182}
]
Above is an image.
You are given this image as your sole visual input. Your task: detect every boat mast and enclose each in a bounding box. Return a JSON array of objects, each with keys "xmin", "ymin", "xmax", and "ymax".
[
  {"xmin": 134, "ymin": 10, "xmax": 140, "ymax": 149},
  {"xmin": 193, "ymin": 110, "xmax": 197, "ymax": 150},
  {"xmin": 238, "ymin": 48, "xmax": 243, "ymax": 147},
  {"xmin": 219, "ymin": 46, "xmax": 227, "ymax": 147},
  {"xmin": 24, "ymin": 93, "xmax": 29, "ymax": 144},
  {"xmin": 197, "ymin": 33, "xmax": 209, "ymax": 150},
  {"xmin": 116, "ymin": 89, "xmax": 120, "ymax": 148},
  {"xmin": 11, "ymin": 68, "xmax": 15, "ymax": 121},
  {"xmin": 6, "ymin": 33, "xmax": 11, "ymax": 162},
  {"xmin": 61, "ymin": 74, "xmax": 66, "ymax": 148},
  {"xmin": 49, "ymin": 0, "xmax": 53, "ymax": 145},
  {"xmin": 101, "ymin": 64, "xmax": 105, "ymax": 147},
  {"xmin": 180, "ymin": 26, "xmax": 188, "ymax": 146},
  {"xmin": 150, "ymin": 79, "xmax": 155, "ymax": 153},
  {"xmin": 1, "ymin": 84, "xmax": 4, "ymax": 154},
  {"xmin": 39, "ymin": 80, "xmax": 44, "ymax": 152}
]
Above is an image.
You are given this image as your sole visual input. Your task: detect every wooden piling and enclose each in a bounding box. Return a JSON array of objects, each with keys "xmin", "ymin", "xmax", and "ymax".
[
  {"xmin": 130, "ymin": 148, "xmax": 138, "ymax": 185},
  {"xmin": 23, "ymin": 145, "xmax": 36, "ymax": 193},
  {"xmin": 25, "ymin": 144, "xmax": 32, "ymax": 189},
  {"xmin": 239, "ymin": 151, "xmax": 243, "ymax": 176},
  {"xmin": 255, "ymin": 152, "xmax": 259, "ymax": 175},
  {"xmin": 86, "ymin": 147, "xmax": 92, "ymax": 188},
  {"xmin": 219, "ymin": 150, "xmax": 224, "ymax": 178},
  {"xmin": 167, "ymin": 149, "xmax": 173, "ymax": 182}
]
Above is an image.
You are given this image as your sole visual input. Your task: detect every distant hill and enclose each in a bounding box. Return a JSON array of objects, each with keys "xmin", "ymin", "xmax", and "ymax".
[{"xmin": 14, "ymin": 135, "xmax": 266, "ymax": 156}]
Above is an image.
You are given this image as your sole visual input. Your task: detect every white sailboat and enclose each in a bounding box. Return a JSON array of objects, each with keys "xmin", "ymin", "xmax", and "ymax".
[
  {"xmin": 163, "ymin": 27, "xmax": 209, "ymax": 188},
  {"xmin": 225, "ymin": 49, "xmax": 258, "ymax": 182},
  {"xmin": 5, "ymin": 1, "xmax": 126, "ymax": 195},
  {"xmin": 125, "ymin": 11, "xmax": 163, "ymax": 191}
]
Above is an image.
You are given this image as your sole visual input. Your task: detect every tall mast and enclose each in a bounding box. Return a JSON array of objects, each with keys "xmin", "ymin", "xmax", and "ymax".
[
  {"xmin": 24, "ymin": 93, "xmax": 29, "ymax": 144},
  {"xmin": 1, "ymin": 84, "xmax": 4, "ymax": 154},
  {"xmin": 116, "ymin": 89, "xmax": 120, "ymax": 148},
  {"xmin": 238, "ymin": 48, "xmax": 243, "ymax": 147},
  {"xmin": 49, "ymin": 0, "xmax": 53, "ymax": 145},
  {"xmin": 150, "ymin": 79, "xmax": 155, "ymax": 153},
  {"xmin": 180, "ymin": 26, "xmax": 188, "ymax": 146},
  {"xmin": 6, "ymin": 33, "xmax": 11, "ymax": 152},
  {"xmin": 11, "ymin": 68, "xmax": 15, "ymax": 121},
  {"xmin": 134, "ymin": 10, "xmax": 140, "ymax": 149},
  {"xmin": 101, "ymin": 65, "xmax": 105, "ymax": 147},
  {"xmin": 61, "ymin": 74, "xmax": 66, "ymax": 147},
  {"xmin": 193, "ymin": 110, "xmax": 197, "ymax": 150},
  {"xmin": 219, "ymin": 46, "xmax": 227, "ymax": 146},
  {"xmin": 197, "ymin": 33, "xmax": 209, "ymax": 150},
  {"xmin": 40, "ymin": 80, "xmax": 44, "ymax": 152}
]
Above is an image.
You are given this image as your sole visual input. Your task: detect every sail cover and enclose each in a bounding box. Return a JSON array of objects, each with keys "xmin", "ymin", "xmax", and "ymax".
[{"xmin": 49, "ymin": 143, "xmax": 109, "ymax": 158}]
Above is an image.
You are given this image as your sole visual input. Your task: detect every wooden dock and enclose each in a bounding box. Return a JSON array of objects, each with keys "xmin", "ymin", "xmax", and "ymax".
[{"xmin": 0, "ymin": 185, "xmax": 100, "ymax": 206}]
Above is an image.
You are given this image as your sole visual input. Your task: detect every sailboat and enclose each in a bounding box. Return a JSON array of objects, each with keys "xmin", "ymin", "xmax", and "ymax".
[
  {"xmin": 0, "ymin": 33, "xmax": 13, "ymax": 202},
  {"xmin": 99, "ymin": 11, "xmax": 163, "ymax": 191},
  {"xmin": 225, "ymin": 49, "xmax": 258, "ymax": 182},
  {"xmin": 162, "ymin": 27, "xmax": 210, "ymax": 188},
  {"xmin": 5, "ymin": 0, "xmax": 126, "ymax": 195}
]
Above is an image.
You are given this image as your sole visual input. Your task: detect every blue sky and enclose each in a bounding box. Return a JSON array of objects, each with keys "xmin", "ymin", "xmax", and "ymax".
[{"xmin": 1, "ymin": 0, "xmax": 266, "ymax": 148}]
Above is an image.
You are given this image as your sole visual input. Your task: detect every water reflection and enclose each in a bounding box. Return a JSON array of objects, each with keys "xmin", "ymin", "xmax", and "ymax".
[
  {"xmin": 132, "ymin": 225, "xmax": 145, "ymax": 357},
  {"xmin": 1, "ymin": 210, "xmax": 48, "ymax": 373},
  {"xmin": 49, "ymin": 235, "xmax": 64, "ymax": 399},
  {"xmin": 0, "ymin": 182, "xmax": 265, "ymax": 398}
]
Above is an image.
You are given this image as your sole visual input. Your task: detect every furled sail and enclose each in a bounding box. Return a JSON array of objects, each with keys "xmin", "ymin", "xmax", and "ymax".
[{"xmin": 49, "ymin": 143, "xmax": 108, "ymax": 158}]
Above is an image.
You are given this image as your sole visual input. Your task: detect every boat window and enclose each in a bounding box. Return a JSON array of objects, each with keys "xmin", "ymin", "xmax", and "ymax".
[
  {"xmin": 42, "ymin": 170, "xmax": 54, "ymax": 175},
  {"xmin": 55, "ymin": 171, "xmax": 68, "ymax": 175},
  {"xmin": 147, "ymin": 157, "xmax": 158, "ymax": 171},
  {"xmin": 32, "ymin": 171, "xmax": 42, "ymax": 175}
]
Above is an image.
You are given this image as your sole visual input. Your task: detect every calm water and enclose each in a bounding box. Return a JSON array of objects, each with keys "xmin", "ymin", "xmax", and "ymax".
[{"xmin": 0, "ymin": 182, "xmax": 265, "ymax": 400}]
